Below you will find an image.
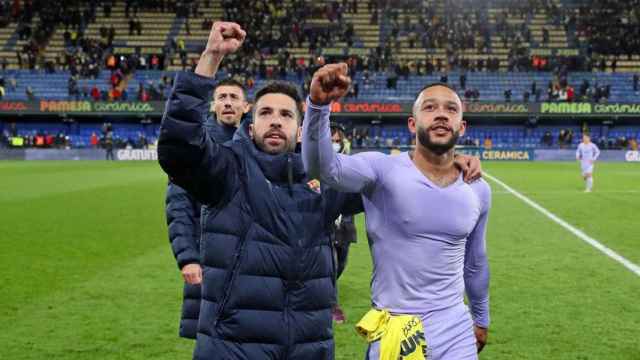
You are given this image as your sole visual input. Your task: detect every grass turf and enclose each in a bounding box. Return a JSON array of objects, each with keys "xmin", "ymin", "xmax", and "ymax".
[{"xmin": 1, "ymin": 160, "xmax": 638, "ymax": 359}]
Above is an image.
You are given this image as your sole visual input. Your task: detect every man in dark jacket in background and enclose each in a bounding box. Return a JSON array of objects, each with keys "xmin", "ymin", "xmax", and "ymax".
[
  {"xmin": 165, "ymin": 77, "xmax": 249, "ymax": 340},
  {"xmin": 103, "ymin": 124, "xmax": 114, "ymax": 160},
  {"xmin": 158, "ymin": 22, "xmax": 366, "ymax": 359},
  {"xmin": 329, "ymin": 122, "xmax": 357, "ymax": 325}
]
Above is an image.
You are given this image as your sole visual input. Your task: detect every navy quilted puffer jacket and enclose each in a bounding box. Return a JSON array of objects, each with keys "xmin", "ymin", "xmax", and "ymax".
[
  {"xmin": 165, "ymin": 117, "xmax": 236, "ymax": 339},
  {"xmin": 158, "ymin": 71, "xmax": 362, "ymax": 360}
]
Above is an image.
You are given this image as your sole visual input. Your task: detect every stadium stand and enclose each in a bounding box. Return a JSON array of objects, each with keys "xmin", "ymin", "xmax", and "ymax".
[
  {"xmin": 0, "ymin": 0, "xmax": 639, "ymax": 151},
  {"xmin": 4, "ymin": 121, "xmax": 638, "ymax": 152}
]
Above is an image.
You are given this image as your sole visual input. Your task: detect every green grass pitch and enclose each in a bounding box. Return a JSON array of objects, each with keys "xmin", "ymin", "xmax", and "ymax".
[{"xmin": 1, "ymin": 160, "xmax": 639, "ymax": 359}]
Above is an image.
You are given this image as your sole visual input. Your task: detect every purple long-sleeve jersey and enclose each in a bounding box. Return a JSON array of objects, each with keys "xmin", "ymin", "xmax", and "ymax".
[{"xmin": 302, "ymin": 100, "xmax": 491, "ymax": 328}]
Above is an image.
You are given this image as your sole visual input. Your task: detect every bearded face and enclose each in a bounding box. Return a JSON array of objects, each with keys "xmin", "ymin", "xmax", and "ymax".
[
  {"xmin": 416, "ymin": 120, "xmax": 462, "ymax": 155},
  {"xmin": 410, "ymin": 85, "xmax": 466, "ymax": 155},
  {"xmin": 250, "ymin": 93, "xmax": 300, "ymax": 155}
]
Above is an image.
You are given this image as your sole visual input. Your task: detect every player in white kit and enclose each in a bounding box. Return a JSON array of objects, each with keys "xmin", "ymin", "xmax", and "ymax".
[{"xmin": 576, "ymin": 134, "xmax": 600, "ymax": 192}]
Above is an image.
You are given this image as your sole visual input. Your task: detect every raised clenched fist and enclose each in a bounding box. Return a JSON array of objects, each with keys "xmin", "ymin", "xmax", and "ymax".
[
  {"xmin": 204, "ymin": 21, "xmax": 246, "ymax": 56},
  {"xmin": 310, "ymin": 63, "xmax": 352, "ymax": 106}
]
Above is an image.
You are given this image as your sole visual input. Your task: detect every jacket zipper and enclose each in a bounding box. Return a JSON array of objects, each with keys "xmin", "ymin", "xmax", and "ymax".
[
  {"xmin": 287, "ymin": 154, "xmax": 293, "ymax": 196},
  {"xmin": 213, "ymin": 207, "xmax": 252, "ymax": 329}
]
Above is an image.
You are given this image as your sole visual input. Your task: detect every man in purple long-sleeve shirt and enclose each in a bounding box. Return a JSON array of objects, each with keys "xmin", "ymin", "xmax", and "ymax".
[{"xmin": 302, "ymin": 64, "xmax": 491, "ymax": 359}]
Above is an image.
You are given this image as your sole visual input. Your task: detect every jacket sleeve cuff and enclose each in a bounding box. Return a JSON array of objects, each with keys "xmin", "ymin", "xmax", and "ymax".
[{"xmin": 177, "ymin": 254, "xmax": 201, "ymax": 270}]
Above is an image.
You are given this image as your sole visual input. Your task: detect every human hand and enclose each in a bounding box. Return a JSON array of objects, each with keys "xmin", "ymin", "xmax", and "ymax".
[
  {"xmin": 204, "ymin": 21, "xmax": 246, "ymax": 56},
  {"xmin": 454, "ymin": 154, "xmax": 482, "ymax": 183},
  {"xmin": 474, "ymin": 325, "xmax": 488, "ymax": 353},
  {"xmin": 309, "ymin": 63, "xmax": 352, "ymax": 106},
  {"xmin": 181, "ymin": 263, "xmax": 203, "ymax": 285}
]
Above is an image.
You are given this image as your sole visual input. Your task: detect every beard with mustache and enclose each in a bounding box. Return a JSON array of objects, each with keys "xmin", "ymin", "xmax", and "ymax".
[
  {"xmin": 417, "ymin": 123, "xmax": 461, "ymax": 155},
  {"xmin": 253, "ymin": 127, "xmax": 297, "ymax": 154}
]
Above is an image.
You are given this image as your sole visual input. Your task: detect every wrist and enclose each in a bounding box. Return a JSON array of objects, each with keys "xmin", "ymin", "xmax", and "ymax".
[
  {"xmin": 195, "ymin": 52, "xmax": 224, "ymax": 78},
  {"xmin": 180, "ymin": 262, "xmax": 200, "ymax": 269},
  {"xmin": 308, "ymin": 95, "xmax": 330, "ymax": 107},
  {"xmin": 200, "ymin": 51, "xmax": 224, "ymax": 65}
]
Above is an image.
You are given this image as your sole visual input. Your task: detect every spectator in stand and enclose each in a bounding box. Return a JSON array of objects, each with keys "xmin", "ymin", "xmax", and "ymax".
[
  {"xmin": 558, "ymin": 87, "xmax": 567, "ymax": 102},
  {"xmin": 129, "ymin": 18, "xmax": 136, "ymax": 35},
  {"xmin": 103, "ymin": 124, "xmax": 115, "ymax": 160},
  {"xmin": 91, "ymin": 85, "xmax": 101, "ymax": 101},
  {"xmin": 603, "ymin": 85, "xmax": 611, "ymax": 101},
  {"xmin": 0, "ymin": 130, "xmax": 8, "ymax": 149},
  {"xmin": 35, "ymin": 132, "xmax": 45, "ymax": 147},
  {"xmin": 471, "ymin": 88, "xmax": 480, "ymax": 102},
  {"xmin": 54, "ymin": 131, "xmax": 65, "ymax": 149},
  {"xmin": 8, "ymin": 77, "xmax": 16, "ymax": 92},
  {"xmin": 558, "ymin": 129, "xmax": 572, "ymax": 149},
  {"xmin": 542, "ymin": 131, "xmax": 553, "ymax": 147},
  {"xmin": 483, "ymin": 136, "xmax": 493, "ymax": 149},
  {"xmin": 68, "ymin": 76, "xmax": 80, "ymax": 99},
  {"xmin": 109, "ymin": 87, "xmax": 123, "ymax": 101},
  {"xmin": 5, "ymin": 0, "xmax": 640, "ymax": 103},
  {"xmin": 137, "ymin": 133, "xmax": 148, "ymax": 149},
  {"xmin": 504, "ymin": 89, "xmax": 512, "ymax": 102},
  {"xmin": 575, "ymin": 1, "xmax": 640, "ymax": 61},
  {"xmin": 386, "ymin": 65, "xmax": 398, "ymax": 89},
  {"xmin": 616, "ymin": 136, "xmax": 629, "ymax": 149},
  {"xmin": 346, "ymin": 80, "xmax": 359, "ymax": 99},
  {"xmin": 138, "ymin": 83, "xmax": 150, "ymax": 102},
  {"xmin": 26, "ymin": 86, "xmax": 35, "ymax": 101},
  {"xmin": 106, "ymin": 54, "xmax": 117, "ymax": 70},
  {"xmin": 567, "ymin": 129, "xmax": 574, "ymax": 145},
  {"xmin": 45, "ymin": 133, "xmax": 54, "ymax": 148},
  {"xmin": 110, "ymin": 70, "xmax": 122, "ymax": 88},
  {"xmin": 464, "ymin": 88, "xmax": 473, "ymax": 101},
  {"xmin": 104, "ymin": 2, "xmax": 112, "ymax": 17},
  {"xmin": 90, "ymin": 132, "xmax": 99, "ymax": 148},
  {"xmin": 566, "ymin": 86, "xmax": 575, "ymax": 102},
  {"xmin": 460, "ymin": 73, "xmax": 467, "ymax": 90}
]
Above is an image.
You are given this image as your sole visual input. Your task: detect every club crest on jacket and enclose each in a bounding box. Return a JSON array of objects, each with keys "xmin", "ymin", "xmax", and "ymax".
[{"xmin": 307, "ymin": 179, "xmax": 321, "ymax": 193}]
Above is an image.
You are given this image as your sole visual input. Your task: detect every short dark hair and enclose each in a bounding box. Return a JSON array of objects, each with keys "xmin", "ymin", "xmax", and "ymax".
[
  {"xmin": 253, "ymin": 81, "xmax": 304, "ymax": 123},
  {"xmin": 330, "ymin": 122, "xmax": 346, "ymax": 134},
  {"xmin": 330, "ymin": 122, "xmax": 346, "ymax": 142},
  {"xmin": 415, "ymin": 82, "xmax": 459, "ymax": 100},
  {"xmin": 413, "ymin": 82, "xmax": 462, "ymax": 115},
  {"xmin": 214, "ymin": 78, "xmax": 247, "ymax": 99}
]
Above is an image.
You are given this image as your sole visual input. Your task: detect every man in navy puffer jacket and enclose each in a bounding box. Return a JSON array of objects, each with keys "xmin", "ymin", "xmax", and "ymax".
[
  {"xmin": 158, "ymin": 22, "xmax": 364, "ymax": 359},
  {"xmin": 165, "ymin": 78, "xmax": 249, "ymax": 340}
]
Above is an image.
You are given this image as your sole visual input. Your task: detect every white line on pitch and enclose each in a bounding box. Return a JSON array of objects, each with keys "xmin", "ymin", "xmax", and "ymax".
[
  {"xmin": 485, "ymin": 172, "xmax": 640, "ymax": 277},
  {"xmin": 492, "ymin": 190, "xmax": 640, "ymax": 195}
]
